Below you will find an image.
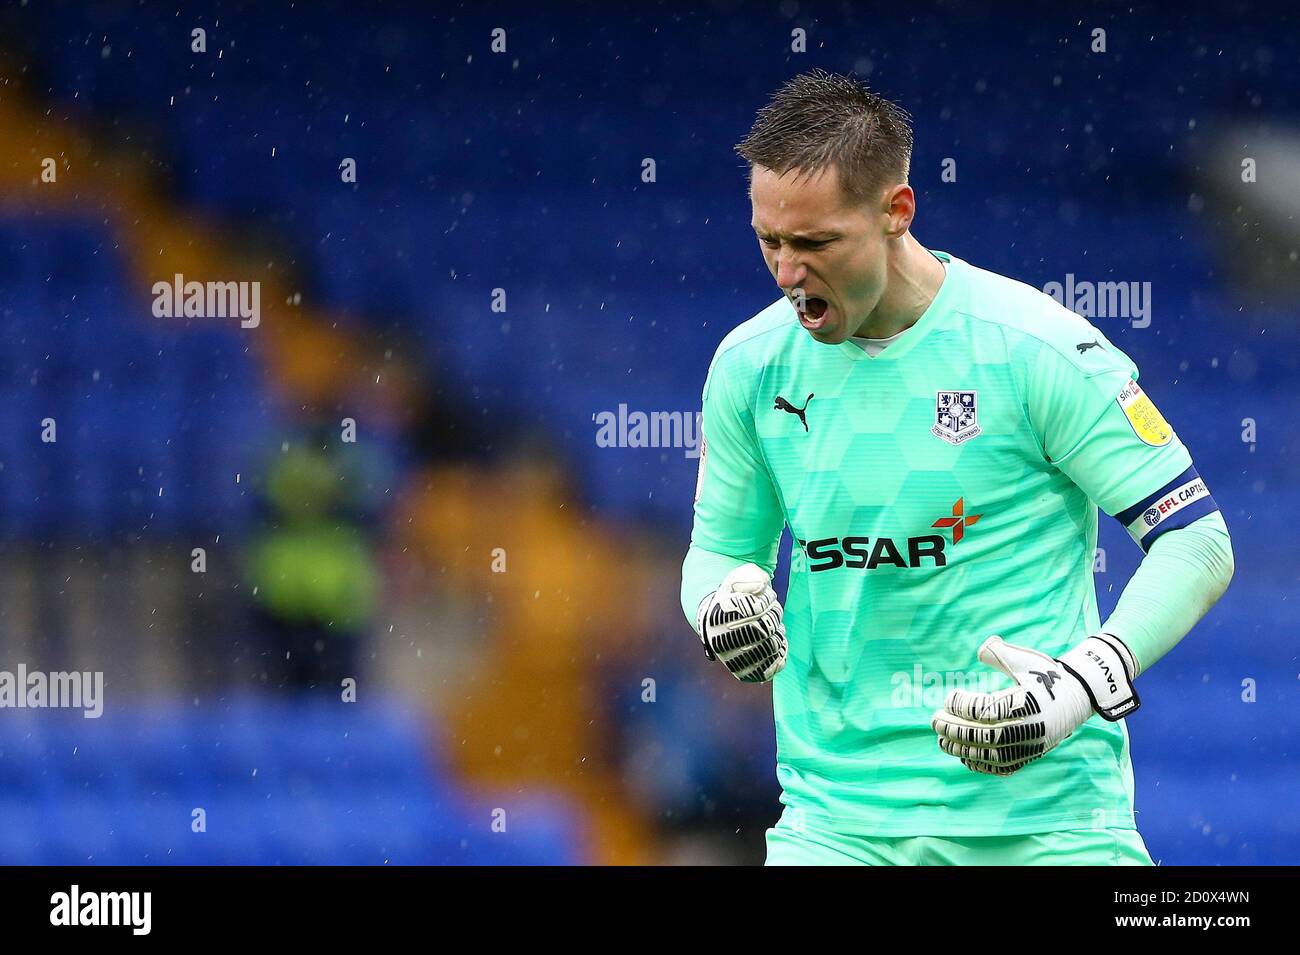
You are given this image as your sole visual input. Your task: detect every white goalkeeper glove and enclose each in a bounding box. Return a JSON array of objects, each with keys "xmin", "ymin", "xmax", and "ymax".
[
  {"xmin": 695, "ymin": 563, "xmax": 788, "ymax": 683},
  {"xmin": 931, "ymin": 634, "xmax": 1139, "ymax": 776}
]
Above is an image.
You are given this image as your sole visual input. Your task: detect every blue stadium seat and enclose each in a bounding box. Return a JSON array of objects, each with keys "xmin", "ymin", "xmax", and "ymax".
[{"xmin": 0, "ymin": 697, "xmax": 587, "ymax": 864}]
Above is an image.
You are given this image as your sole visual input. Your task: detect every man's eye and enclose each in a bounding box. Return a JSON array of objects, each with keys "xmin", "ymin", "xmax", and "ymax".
[{"xmin": 759, "ymin": 237, "xmax": 830, "ymax": 250}]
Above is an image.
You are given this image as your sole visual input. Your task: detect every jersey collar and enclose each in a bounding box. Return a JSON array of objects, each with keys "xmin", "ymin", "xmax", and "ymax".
[{"xmin": 835, "ymin": 250, "xmax": 959, "ymax": 363}]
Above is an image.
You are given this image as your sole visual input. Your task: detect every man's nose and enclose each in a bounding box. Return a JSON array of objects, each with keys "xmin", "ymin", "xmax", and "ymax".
[{"xmin": 774, "ymin": 253, "xmax": 807, "ymax": 292}]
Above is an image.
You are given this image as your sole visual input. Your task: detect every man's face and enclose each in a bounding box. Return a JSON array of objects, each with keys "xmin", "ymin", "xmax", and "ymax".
[{"xmin": 749, "ymin": 163, "xmax": 889, "ymax": 345}]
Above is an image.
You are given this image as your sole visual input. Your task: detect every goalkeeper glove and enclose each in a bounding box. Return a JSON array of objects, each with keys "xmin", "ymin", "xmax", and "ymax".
[
  {"xmin": 931, "ymin": 634, "xmax": 1139, "ymax": 776},
  {"xmin": 695, "ymin": 563, "xmax": 788, "ymax": 683}
]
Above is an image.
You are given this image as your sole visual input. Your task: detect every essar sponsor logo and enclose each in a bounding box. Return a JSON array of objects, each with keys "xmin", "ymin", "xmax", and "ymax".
[
  {"xmin": 797, "ymin": 534, "xmax": 947, "ymax": 572},
  {"xmin": 796, "ymin": 500, "xmax": 982, "ymax": 573}
]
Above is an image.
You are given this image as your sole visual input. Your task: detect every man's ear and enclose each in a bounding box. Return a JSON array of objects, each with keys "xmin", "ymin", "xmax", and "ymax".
[{"xmin": 883, "ymin": 183, "xmax": 916, "ymax": 236}]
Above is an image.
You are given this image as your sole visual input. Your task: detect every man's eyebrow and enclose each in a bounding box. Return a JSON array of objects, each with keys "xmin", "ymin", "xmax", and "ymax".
[{"xmin": 751, "ymin": 226, "xmax": 839, "ymax": 240}]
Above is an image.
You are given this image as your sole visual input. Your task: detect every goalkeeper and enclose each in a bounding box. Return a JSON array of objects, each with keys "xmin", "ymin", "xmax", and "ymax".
[{"xmin": 682, "ymin": 71, "xmax": 1234, "ymax": 866}]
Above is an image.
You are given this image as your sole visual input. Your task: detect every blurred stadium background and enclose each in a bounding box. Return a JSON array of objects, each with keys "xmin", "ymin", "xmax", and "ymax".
[{"xmin": 0, "ymin": 1, "xmax": 1294, "ymax": 864}]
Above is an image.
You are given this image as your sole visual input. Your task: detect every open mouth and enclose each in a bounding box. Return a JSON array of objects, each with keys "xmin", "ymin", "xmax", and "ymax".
[{"xmin": 796, "ymin": 294, "xmax": 831, "ymax": 331}]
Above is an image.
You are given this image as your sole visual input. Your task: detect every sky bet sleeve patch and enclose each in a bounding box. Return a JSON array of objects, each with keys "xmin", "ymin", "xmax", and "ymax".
[{"xmin": 1116, "ymin": 380, "xmax": 1173, "ymax": 447}]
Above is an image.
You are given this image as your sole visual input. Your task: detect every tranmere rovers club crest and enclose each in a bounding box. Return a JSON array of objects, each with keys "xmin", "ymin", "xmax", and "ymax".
[{"xmin": 932, "ymin": 390, "xmax": 981, "ymax": 445}]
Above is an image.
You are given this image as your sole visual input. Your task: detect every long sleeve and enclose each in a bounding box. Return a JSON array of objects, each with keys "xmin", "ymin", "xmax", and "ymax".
[
  {"xmin": 1101, "ymin": 510, "xmax": 1234, "ymax": 677},
  {"xmin": 680, "ymin": 348, "xmax": 785, "ymax": 631},
  {"xmin": 1023, "ymin": 332, "xmax": 1230, "ymax": 675}
]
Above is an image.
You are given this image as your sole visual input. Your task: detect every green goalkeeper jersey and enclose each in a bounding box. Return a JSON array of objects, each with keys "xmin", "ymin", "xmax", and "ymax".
[{"xmin": 681, "ymin": 251, "xmax": 1220, "ymax": 836}]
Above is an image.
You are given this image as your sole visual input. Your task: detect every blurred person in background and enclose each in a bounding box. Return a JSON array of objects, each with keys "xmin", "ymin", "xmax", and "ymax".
[{"xmin": 245, "ymin": 425, "xmax": 381, "ymax": 690}]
